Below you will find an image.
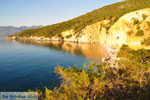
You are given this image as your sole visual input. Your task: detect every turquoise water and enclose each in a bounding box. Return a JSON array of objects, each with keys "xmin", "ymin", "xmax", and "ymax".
[{"xmin": 0, "ymin": 38, "xmax": 106, "ymax": 91}]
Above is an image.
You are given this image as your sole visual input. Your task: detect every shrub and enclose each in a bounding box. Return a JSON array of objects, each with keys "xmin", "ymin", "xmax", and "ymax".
[
  {"xmin": 44, "ymin": 45, "xmax": 150, "ymax": 100},
  {"xmin": 65, "ymin": 35, "xmax": 72, "ymax": 39},
  {"xmin": 136, "ymin": 30, "xmax": 144, "ymax": 36},
  {"xmin": 127, "ymin": 30, "xmax": 134, "ymax": 35},
  {"xmin": 142, "ymin": 14, "xmax": 147, "ymax": 20},
  {"xmin": 136, "ymin": 25, "xmax": 140, "ymax": 30},
  {"xmin": 133, "ymin": 18, "xmax": 139, "ymax": 25},
  {"xmin": 147, "ymin": 21, "xmax": 150, "ymax": 27},
  {"xmin": 142, "ymin": 37, "xmax": 150, "ymax": 46}
]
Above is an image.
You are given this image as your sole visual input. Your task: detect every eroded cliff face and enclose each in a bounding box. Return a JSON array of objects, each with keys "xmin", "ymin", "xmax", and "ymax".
[
  {"xmin": 7, "ymin": 8, "xmax": 150, "ymax": 47},
  {"xmin": 56, "ymin": 8, "xmax": 150, "ymax": 47},
  {"xmin": 57, "ymin": 20, "xmax": 110, "ymax": 43},
  {"xmin": 107, "ymin": 8, "xmax": 150, "ymax": 46}
]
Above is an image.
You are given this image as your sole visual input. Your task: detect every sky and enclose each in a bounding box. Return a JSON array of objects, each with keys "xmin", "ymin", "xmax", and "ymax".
[{"xmin": 0, "ymin": 0, "xmax": 123, "ymax": 27}]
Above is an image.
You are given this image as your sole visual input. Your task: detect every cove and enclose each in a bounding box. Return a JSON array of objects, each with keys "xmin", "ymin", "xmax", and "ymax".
[{"xmin": 0, "ymin": 38, "xmax": 107, "ymax": 91}]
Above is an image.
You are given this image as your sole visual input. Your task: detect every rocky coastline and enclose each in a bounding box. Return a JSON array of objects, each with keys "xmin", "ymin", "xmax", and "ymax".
[
  {"xmin": 5, "ymin": 35, "xmax": 90, "ymax": 43},
  {"xmin": 5, "ymin": 36, "xmax": 120, "ymax": 68}
]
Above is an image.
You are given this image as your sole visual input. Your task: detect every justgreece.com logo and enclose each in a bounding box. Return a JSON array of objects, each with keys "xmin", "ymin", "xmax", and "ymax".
[{"xmin": 0, "ymin": 92, "xmax": 38, "ymax": 100}]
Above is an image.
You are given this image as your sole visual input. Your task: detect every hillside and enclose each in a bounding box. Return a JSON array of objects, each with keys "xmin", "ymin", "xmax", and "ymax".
[
  {"xmin": 8, "ymin": 0, "xmax": 150, "ymax": 47},
  {"xmin": 5, "ymin": 1, "xmax": 150, "ymax": 99},
  {"xmin": 0, "ymin": 26, "xmax": 41, "ymax": 38}
]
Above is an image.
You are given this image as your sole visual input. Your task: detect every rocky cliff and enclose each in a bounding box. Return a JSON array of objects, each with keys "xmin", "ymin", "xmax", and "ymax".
[
  {"xmin": 6, "ymin": 8, "xmax": 150, "ymax": 47},
  {"xmin": 62, "ymin": 8, "xmax": 150, "ymax": 47},
  {"xmin": 108, "ymin": 8, "xmax": 150, "ymax": 47}
]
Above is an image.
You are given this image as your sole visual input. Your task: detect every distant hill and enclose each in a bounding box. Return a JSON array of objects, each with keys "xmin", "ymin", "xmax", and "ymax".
[
  {"xmin": 0, "ymin": 26, "xmax": 42, "ymax": 38},
  {"xmin": 11, "ymin": 0, "xmax": 150, "ymax": 38}
]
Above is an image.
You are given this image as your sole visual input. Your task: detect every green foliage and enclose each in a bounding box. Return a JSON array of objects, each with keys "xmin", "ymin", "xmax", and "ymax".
[
  {"xmin": 136, "ymin": 30, "xmax": 144, "ymax": 36},
  {"xmin": 136, "ymin": 25, "xmax": 140, "ymax": 30},
  {"xmin": 65, "ymin": 35, "xmax": 72, "ymax": 39},
  {"xmin": 127, "ymin": 30, "xmax": 134, "ymax": 35},
  {"xmin": 28, "ymin": 88, "xmax": 44, "ymax": 100},
  {"xmin": 147, "ymin": 21, "xmax": 150, "ymax": 27},
  {"xmin": 142, "ymin": 37, "xmax": 150, "ymax": 46},
  {"xmin": 133, "ymin": 18, "xmax": 139, "ymax": 25},
  {"xmin": 43, "ymin": 45, "xmax": 150, "ymax": 100},
  {"xmin": 142, "ymin": 14, "xmax": 147, "ymax": 20},
  {"xmin": 118, "ymin": 44, "xmax": 150, "ymax": 65},
  {"xmin": 13, "ymin": 0, "xmax": 150, "ymax": 38}
]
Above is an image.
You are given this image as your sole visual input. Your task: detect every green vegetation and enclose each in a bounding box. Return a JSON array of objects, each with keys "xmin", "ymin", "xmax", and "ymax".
[
  {"xmin": 65, "ymin": 35, "xmax": 72, "ymax": 39},
  {"xmin": 133, "ymin": 18, "xmax": 140, "ymax": 25},
  {"xmin": 12, "ymin": 0, "xmax": 150, "ymax": 38},
  {"xmin": 28, "ymin": 89, "xmax": 44, "ymax": 100},
  {"xmin": 147, "ymin": 21, "xmax": 150, "ymax": 28},
  {"xmin": 142, "ymin": 14, "xmax": 147, "ymax": 20},
  {"xmin": 136, "ymin": 30, "xmax": 144, "ymax": 36},
  {"xmin": 118, "ymin": 44, "xmax": 150, "ymax": 64},
  {"xmin": 33, "ymin": 45, "xmax": 150, "ymax": 100},
  {"xmin": 127, "ymin": 30, "xmax": 134, "ymax": 35},
  {"xmin": 146, "ymin": 21, "xmax": 150, "ymax": 30},
  {"xmin": 142, "ymin": 37, "xmax": 150, "ymax": 45},
  {"xmin": 136, "ymin": 25, "xmax": 141, "ymax": 30}
]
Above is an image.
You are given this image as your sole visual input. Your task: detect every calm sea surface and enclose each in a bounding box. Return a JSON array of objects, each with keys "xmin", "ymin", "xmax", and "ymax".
[{"xmin": 0, "ymin": 38, "xmax": 107, "ymax": 91}]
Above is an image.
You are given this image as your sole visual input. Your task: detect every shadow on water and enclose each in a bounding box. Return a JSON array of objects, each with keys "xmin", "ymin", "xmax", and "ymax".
[
  {"xmin": 0, "ymin": 39, "xmax": 107, "ymax": 92},
  {"xmin": 11, "ymin": 39, "xmax": 108, "ymax": 63}
]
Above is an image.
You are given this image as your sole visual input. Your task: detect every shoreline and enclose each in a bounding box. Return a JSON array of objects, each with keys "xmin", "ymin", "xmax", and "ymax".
[
  {"xmin": 101, "ymin": 44, "xmax": 120, "ymax": 68},
  {"xmin": 5, "ymin": 36, "xmax": 120, "ymax": 67},
  {"xmin": 4, "ymin": 36, "xmax": 89, "ymax": 44}
]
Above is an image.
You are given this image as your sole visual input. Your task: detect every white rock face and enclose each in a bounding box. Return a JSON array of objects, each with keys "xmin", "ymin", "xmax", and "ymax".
[
  {"xmin": 58, "ymin": 20, "xmax": 109, "ymax": 43},
  {"xmin": 58, "ymin": 8, "xmax": 150, "ymax": 47},
  {"xmin": 107, "ymin": 8, "xmax": 150, "ymax": 46},
  {"xmin": 8, "ymin": 8, "xmax": 150, "ymax": 47}
]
